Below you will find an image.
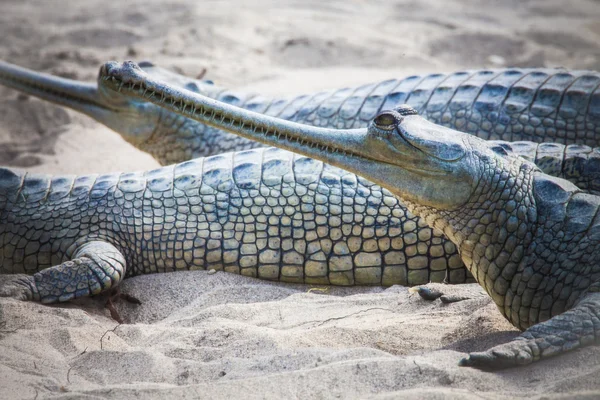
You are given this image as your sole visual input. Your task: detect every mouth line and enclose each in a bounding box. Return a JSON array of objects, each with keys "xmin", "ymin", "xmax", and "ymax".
[
  {"xmin": 401, "ymin": 163, "xmax": 450, "ymax": 177},
  {"xmin": 101, "ymin": 70, "xmax": 384, "ymax": 164},
  {"xmin": 391, "ymin": 132, "xmax": 455, "ymax": 176}
]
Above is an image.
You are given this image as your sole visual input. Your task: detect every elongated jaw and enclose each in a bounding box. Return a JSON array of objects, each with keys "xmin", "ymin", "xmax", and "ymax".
[
  {"xmin": 0, "ymin": 60, "xmax": 111, "ymax": 116},
  {"xmin": 99, "ymin": 62, "xmax": 370, "ymax": 158}
]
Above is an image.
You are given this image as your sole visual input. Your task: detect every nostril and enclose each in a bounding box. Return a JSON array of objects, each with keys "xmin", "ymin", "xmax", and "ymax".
[{"xmin": 394, "ymin": 105, "xmax": 419, "ymax": 116}]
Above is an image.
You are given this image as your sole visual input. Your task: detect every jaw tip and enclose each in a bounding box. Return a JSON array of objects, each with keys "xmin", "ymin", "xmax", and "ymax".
[{"xmin": 100, "ymin": 61, "xmax": 147, "ymax": 86}]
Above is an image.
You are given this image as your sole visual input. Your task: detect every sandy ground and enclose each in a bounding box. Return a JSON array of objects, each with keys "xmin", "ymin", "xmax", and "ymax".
[{"xmin": 1, "ymin": 0, "xmax": 600, "ymax": 398}]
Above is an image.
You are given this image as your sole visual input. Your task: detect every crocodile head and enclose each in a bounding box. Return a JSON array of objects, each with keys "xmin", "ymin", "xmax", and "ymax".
[{"xmin": 0, "ymin": 60, "xmax": 219, "ymax": 150}]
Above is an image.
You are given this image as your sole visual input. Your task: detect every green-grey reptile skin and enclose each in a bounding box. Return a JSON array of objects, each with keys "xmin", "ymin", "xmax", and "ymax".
[
  {"xmin": 1, "ymin": 62, "xmax": 600, "ymax": 294},
  {"xmin": 0, "ymin": 64, "xmax": 600, "ymax": 285},
  {"xmin": 95, "ymin": 61, "xmax": 600, "ymax": 369},
  {"xmin": 128, "ymin": 65, "xmax": 600, "ymax": 165},
  {"xmin": 2, "ymin": 62, "xmax": 600, "ymax": 286},
  {"xmin": 2, "ymin": 139, "xmax": 599, "ymax": 296},
  {"xmin": 1, "ymin": 61, "xmax": 600, "ymax": 165},
  {"xmin": 96, "ymin": 65, "xmax": 600, "ymax": 163}
]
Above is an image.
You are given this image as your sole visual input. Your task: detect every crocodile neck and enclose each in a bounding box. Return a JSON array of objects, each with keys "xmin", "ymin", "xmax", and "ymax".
[{"xmin": 406, "ymin": 153, "xmax": 539, "ymax": 316}]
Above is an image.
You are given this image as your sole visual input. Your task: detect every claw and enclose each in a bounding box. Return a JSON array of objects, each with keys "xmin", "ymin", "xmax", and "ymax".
[
  {"xmin": 0, "ymin": 275, "xmax": 37, "ymax": 301},
  {"xmin": 104, "ymin": 287, "xmax": 142, "ymax": 324}
]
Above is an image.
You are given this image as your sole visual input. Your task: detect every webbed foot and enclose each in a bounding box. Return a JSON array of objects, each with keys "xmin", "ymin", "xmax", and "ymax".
[
  {"xmin": 0, "ymin": 274, "xmax": 38, "ymax": 301},
  {"xmin": 1, "ymin": 241, "xmax": 126, "ymax": 304},
  {"xmin": 460, "ymin": 292, "xmax": 600, "ymax": 369}
]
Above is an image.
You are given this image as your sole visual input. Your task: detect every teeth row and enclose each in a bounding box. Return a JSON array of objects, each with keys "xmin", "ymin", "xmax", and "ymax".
[{"xmin": 102, "ymin": 74, "xmax": 351, "ymax": 159}]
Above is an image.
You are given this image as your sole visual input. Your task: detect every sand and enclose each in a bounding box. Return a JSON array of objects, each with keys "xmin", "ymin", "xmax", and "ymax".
[{"xmin": 1, "ymin": 0, "xmax": 600, "ymax": 398}]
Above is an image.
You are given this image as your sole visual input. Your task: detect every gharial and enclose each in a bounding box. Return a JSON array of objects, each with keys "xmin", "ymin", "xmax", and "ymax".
[
  {"xmin": 2, "ymin": 61, "xmax": 600, "ymax": 166},
  {"xmin": 93, "ymin": 60, "xmax": 600, "ymax": 370},
  {"xmin": 1, "ymin": 61, "xmax": 600, "ymax": 369},
  {"xmin": 1, "ymin": 62, "xmax": 600, "ymax": 289}
]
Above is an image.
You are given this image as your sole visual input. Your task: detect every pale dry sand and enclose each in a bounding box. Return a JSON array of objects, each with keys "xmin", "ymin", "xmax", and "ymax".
[{"xmin": 1, "ymin": 0, "xmax": 600, "ymax": 399}]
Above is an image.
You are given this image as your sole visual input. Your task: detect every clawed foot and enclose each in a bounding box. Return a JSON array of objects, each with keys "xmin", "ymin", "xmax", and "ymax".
[
  {"xmin": 0, "ymin": 274, "xmax": 37, "ymax": 301},
  {"xmin": 412, "ymin": 286, "xmax": 470, "ymax": 304},
  {"xmin": 459, "ymin": 339, "xmax": 535, "ymax": 370},
  {"xmin": 104, "ymin": 287, "xmax": 141, "ymax": 324}
]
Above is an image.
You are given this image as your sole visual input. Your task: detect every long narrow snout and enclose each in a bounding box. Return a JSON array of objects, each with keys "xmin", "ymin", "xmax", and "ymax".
[
  {"xmin": 0, "ymin": 60, "xmax": 112, "ymax": 117},
  {"xmin": 100, "ymin": 61, "xmax": 380, "ymax": 169}
]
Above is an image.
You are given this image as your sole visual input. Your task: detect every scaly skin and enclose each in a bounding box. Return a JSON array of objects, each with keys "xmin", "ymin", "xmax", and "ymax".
[
  {"xmin": 2, "ymin": 138, "xmax": 597, "ymax": 298},
  {"xmin": 0, "ymin": 147, "xmax": 467, "ymax": 296},
  {"xmin": 3, "ymin": 63, "xmax": 600, "ymax": 286},
  {"xmin": 2, "ymin": 62, "xmax": 600, "ymax": 291},
  {"xmin": 100, "ymin": 61, "xmax": 600, "ymax": 369},
  {"xmin": 2, "ymin": 61, "xmax": 600, "ymax": 165},
  {"xmin": 488, "ymin": 140, "xmax": 600, "ymax": 194}
]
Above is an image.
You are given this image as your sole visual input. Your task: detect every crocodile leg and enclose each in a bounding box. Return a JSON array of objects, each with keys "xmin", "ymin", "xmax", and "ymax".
[
  {"xmin": 0, "ymin": 241, "xmax": 125, "ymax": 303},
  {"xmin": 459, "ymin": 291, "xmax": 600, "ymax": 369}
]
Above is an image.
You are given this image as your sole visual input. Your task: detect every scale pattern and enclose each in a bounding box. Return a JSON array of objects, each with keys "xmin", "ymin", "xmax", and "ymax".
[
  {"xmin": 142, "ymin": 69, "xmax": 600, "ymax": 165},
  {"xmin": 0, "ymin": 149, "xmax": 466, "ymax": 290},
  {"xmin": 3, "ymin": 140, "xmax": 600, "ymax": 296},
  {"xmin": 3, "ymin": 67, "xmax": 600, "ymax": 303}
]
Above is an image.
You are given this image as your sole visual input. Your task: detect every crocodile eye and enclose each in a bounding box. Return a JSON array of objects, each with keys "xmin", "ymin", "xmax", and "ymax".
[{"xmin": 374, "ymin": 112, "xmax": 398, "ymax": 130}]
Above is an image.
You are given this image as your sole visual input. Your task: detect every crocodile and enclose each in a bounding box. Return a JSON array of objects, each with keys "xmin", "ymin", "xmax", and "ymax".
[
  {"xmin": 93, "ymin": 61, "xmax": 600, "ymax": 369},
  {"xmin": 2, "ymin": 62, "xmax": 600, "ymax": 290},
  {"xmin": 2, "ymin": 62, "xmax": 600, "ymax": 293}
]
